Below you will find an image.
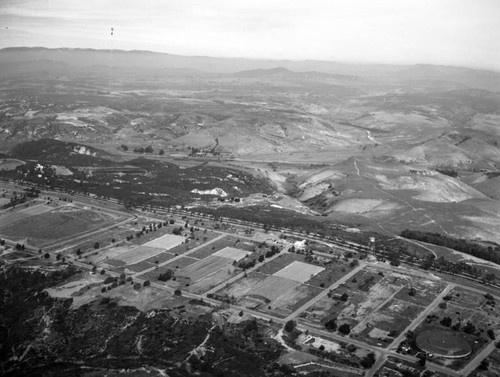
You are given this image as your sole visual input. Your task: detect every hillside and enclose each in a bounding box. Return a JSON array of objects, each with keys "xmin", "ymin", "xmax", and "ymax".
[{"xmin": 0, "ymin": 47, "xmax": 499, "ymax": 243}]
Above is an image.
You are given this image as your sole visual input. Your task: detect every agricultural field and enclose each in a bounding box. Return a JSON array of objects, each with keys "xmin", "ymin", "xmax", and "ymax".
[
  {"xmin": 188, "ymin": 235, "xmax": 250, "ymax": 259},
  {"xmin": 175, "ymin": 255, "xmax": 238, "ymax": 294},
  {"xmin": 213, "ymin": 253, "xmax": 326, "ymax": 318},
  {"xmin": 143, "ymin": 234, "xmax": 185, "ymax": 249},
  {"xmin": 273, "ymin": 261, "xmax": 324, "ymax": 283}
]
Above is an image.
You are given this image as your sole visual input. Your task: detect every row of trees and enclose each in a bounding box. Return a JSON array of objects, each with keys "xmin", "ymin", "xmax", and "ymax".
[{"xmin": 401, "ymin": 229, "xmax": 500, "ymax": 265}]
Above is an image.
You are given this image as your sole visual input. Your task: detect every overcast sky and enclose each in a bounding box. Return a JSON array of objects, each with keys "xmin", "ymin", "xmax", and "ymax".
[{"xmin": 1, "ymin": 0, "xmax": 499, "ymax": 70}]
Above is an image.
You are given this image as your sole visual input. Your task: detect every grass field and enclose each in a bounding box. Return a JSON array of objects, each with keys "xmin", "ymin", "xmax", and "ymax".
[
  {"xmin": 144, "ymin": 234, "xmax": 185, "ymax": 249},
  {"xmin": 0, "ymin": 203, "xmax": 55, "ymax": 228},
  {"xmin": 0, "ymin": 206, "xmax": 115, "ymax": 246},
  {"xmin": 273, "ymin": 261, "xmax": 324, "ymax": 283}
]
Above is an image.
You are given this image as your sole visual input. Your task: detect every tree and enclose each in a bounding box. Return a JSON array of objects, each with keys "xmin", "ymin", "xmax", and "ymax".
[
  {"xmin": 440, "ymin": 317, "xmax": 452, "ymax": 327},
  {"xmin": 258, "ymin": 255, "xmax": 265, "ymax": 263},
  {"xmin": 56, "ymin": 253, "xmax": 62, "ymax": 261},
  {"xmin": 158, "ymin": 269, "xmax": 174, "ymax": 282},
  {"xmin": 325, "ymin": 318, "xmax": 338, "ymax": 331},
  {"xmin": 479, "ymin": 359, "xmax": 489, "ymax": 370},
  {"xmin": 174, "ymin": 289, "xmax": 182, "ymax": 296},
  {"xmin": 159, "ymin": 149, "xmax": 165, "ymax": 155},
  {"xmin": 94, "ymin": 242, "xmax": 100, "ymax": 249},
  {"xmin": 360, "ymin": 353, "xmax": 376, "ymax": 368},
  {"xmin": 487, "ymin": 329, "xmax": 495, "ymax": 340},
  {"xmin": 43, "ymin": 252, "xmax": 50, "ymax": 259},
  {"xmin": 143, "ymin": 280, "xmax": 151, "ymax": 287},
  {"xmin": 338, "ymin": 323, "xmax": 351, "ymax": 335},
  {"xmin": 417, "ymin": 353, "xmax": 426, "ymax": 367},
  {"xmin": 464, "ymin": 321, "xmax": 476, "ymax": 334},
  {"xmin": 284, "ymin": 320, "xmax": 296, "ymax": 332},
  {"xmin": 340, "ymin": 293, "xmax": 349, "ymax": 302}
]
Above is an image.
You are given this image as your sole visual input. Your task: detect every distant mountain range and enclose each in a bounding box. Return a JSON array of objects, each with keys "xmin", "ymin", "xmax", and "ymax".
[{"xmin": 1, "ymin": 47, "xmax": 500, "ymax": 91}]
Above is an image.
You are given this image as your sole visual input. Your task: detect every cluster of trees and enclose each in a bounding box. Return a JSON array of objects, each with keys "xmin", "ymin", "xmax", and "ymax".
[
  {"xmin": 129, "ymin": 145, "xmax": 165, "ymax": 155},
  {"xmin": 125, "ymin": 221, "xmax": 166, "ymax": 241},
  {"xmin": 133, "ymin": 146, "xmax": 154, "ymax": 154},
  {"xmin": 401, "ymin": 229, "xmax": 500, "ymax": 265},
  {"xmin": 3, "ymin": 186, "xmax": 40, "ymax": 209}
]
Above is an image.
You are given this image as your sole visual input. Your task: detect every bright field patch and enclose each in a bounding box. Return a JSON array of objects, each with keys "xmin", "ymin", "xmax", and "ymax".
[
  {"xmin": 273, "ymin": 261, "xmax": 324, "ymax": 283},
  {"xmin": 116, "ymin": 246, "xmax": 164, "ymax": 265},
  {"xmin": 213, "ymin": 247, "xmax": 249, "ymax": 261},
  {"xmin": 143, "ymin": 234, "xmax": 185, "ymax": 250}
]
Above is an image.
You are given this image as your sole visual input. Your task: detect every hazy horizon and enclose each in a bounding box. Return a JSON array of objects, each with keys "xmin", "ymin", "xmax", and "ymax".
[{"xmin": 1, "ymin": 0, "xmax": 499, "ymax": 71}]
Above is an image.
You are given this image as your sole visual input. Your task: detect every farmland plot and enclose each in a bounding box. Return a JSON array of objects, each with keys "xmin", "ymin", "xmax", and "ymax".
[
  {"xmin": 144, "ymin": 234, "xmax": 185, "ymax": 250},
  {"xmin": 213, "ymin": 247, "xmax": 249, "ymax": 261},
  {"xmin": 116, "ymin": 245, "xmax": 164, "ymax": 264},
  {"xmin": 248, "ymin": 275, "xmax": 300, "ymax": 301},
  {"xmin": 273, "ymin": 261, "xmax": 324, "ymax": 283},
  {"xmin": 177, "ymin": 255, "xmax": 233, "ymax": 282}
]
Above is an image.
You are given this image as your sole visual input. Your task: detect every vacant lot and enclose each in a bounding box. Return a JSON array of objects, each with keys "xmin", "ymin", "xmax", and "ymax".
[
  {"xmin": 144, "ymin": 234, "xmax": 185, "ymax": 250},
  {"xmin": 273, "ymin": 261, "xmax": 324, "ymax": 283},
  {"xmin": 448, "ymin": 287, "xmax": 487, "ymax": 309}
]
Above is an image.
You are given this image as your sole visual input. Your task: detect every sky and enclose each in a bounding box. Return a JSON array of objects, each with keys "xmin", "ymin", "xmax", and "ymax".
[{"xmin": 1, "ymin": 0, "xmax": 499, "ymax": 70}]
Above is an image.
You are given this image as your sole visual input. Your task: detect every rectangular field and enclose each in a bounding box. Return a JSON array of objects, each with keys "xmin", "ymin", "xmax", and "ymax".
[
  {"xmin": 143, "ymin": 252, "xmax": 176, "ymax": 265},
  {"xmin": 189, "ymin": 235, "xmax": 245, "ymax": 259},
  {"xmin": 273, "ymin": 261, "xmax": 324, "ymax": 283},
  {"xmin": 213, "ymin": 247, "xmax": 249, "ymax": 261},
  {"xmin": 144, "ymin": 234, "xmax": 185, "ymax": 250},
  {"xmin": 116, "ymin": 246, "xmax": 164, "ymax": 265},
  {"xmin": 0, "ymin": 206, "xmax": 119, "ymax": 246},
  {"xmin": 249, "ymin": 275, "xmax": 300, "ymax": 301},
  {"xmin": 163, "ymin": 256, "xmax": 198, "ymax": 270},
  {"xmin": 255, "ymin": 253, "xmax": 305, "ymax": 275},
  {"xmin": 178, "ymin": 256, "xmax": 233, "ymax": 282}
]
